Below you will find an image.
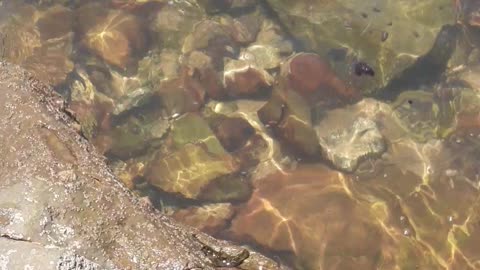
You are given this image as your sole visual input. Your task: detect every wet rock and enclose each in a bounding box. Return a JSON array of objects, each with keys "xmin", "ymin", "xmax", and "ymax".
[
  {"xmin": 170, "ymin": 113, "xmax": 225, "ymax": 154},
  {"xmin": 81, "ymin": 10, "xmax": 147, "ymax": 69},
  {"xmin": 198, "ymin": 0, "xmax": 257, "ymax": 14},
  {"xmin": 456, "ymin": 0, "xmax": 480, "ymax": 28},
  {"xmin": 207, "ymin": 115, "xmax": 256, "ymax": 152},
  {"xmin": 265, "ymin": 0, "xmax": 455, "ymax": 94},
  {"xmin": 23, "ymin": 41, "xmax": 74, "ymax": 87},
  {"xmin": 185, "ymin": 51, "xmax": 226, "ymax": 99},
  {"xmin": 240, "ymin": 44, "xmax": 285, "ymax": 70},
  {"xmin": 110, "ymin": 0, "xmax": 164, "ymax": 12},
  {"xmin": 223, "ymin": 58, "xmax": 274, "ymax": 97},
  {"xmin": 229, "ymin": 164, "xmax": 386, "ymax": 269},
  {"xmin": 0, "ymin": 62, "xmax": 289, "ymax": 270},
  {"xmin": 258, "ymin": 88, "xmax": 320, "ymax": 157},
  {"xmin": 138, "ymin": 49, "xmax": 181, "ymax": 87},
  {"xmin": 145, "ymin": 142, "xmax": 240, "ymax": 200},
  {"xmin": 0, "ymin": 5, "xmax": 41, "ymax": 64},
  {"xmin": 150, "ymin": 1, "xmax": 205, "ymax": 49},
  {"xmin": 221, "ymin": 9, "xmax": 264, "ymax": 45},
  {"xmin": 144, "ymin": 113, "xmax": 251, "ymax": 201},
  {"xmin": 110, "ymin": 160, "xmax": 145, "ymax": 189},
  {"xmin": 182, "ymin": 20, "xmax": 238, "ymax": 68},
  {"xmin": 36, "ymin": 4, "xmax": 73, "ymax": 40},
  {"xmin": 105, "ymin": 111, "xmax": 169, "ymax": 159},
  {"xmin": 281, "ymin": 53, "xmax": 360, "ymax": 105},
  {"xmin": 67, "ymin": 68, "xmax": 114, "ymax": 140},
  {"xmin": 254, "ymin": 19, "xmax": 293, "ymax": 57},
  {"xmin": 172, "ymin": 203, "xmax": 235, "ymax": 235},
  {"xmin": 316, "ymin": 117, "xmax": 386, "ymax": 172},
  {"xmin": 389, "ymin": 90, "xmax": 443, "ymax": 143},
  {"xmin": 155, "ymin": 67, "xmax": 206, "ymax": 118}
]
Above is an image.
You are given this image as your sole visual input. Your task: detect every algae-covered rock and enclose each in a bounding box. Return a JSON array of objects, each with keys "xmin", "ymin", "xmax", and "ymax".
[
  {"xmin": 170, "ymin": 113, "xmax": 224, "ymax": 154},
  {"xmin": 265, "ymin": 0, "xmax": 455, "ymax": 93},
  {"xmin": 144, "ymin": 113, "xmax": 252, "ymax": 201},
  {"xmin": 105, "ymin": 111, "xmax": 169, "ymax": 159},
  {"xmin": 145, "ymin": 142, "xmax": 240, "ymax": 200}
]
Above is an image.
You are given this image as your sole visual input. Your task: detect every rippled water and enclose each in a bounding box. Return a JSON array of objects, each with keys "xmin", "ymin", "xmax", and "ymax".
[{"xmin": 1, "ymin": 0, "xmax": 480, "ymax": 269}]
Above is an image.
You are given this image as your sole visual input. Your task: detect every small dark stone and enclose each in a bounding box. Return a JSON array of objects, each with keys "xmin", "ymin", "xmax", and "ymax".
[
  {"xmin": 372, "ymin": 7, "xmax": 381, "ymax": 12},
  {"xmin": 361, "ymin": 12, "xmax": 368, "ymax": 18},
  {"xmin": 353, "ymin": 62, "xmax": 375, "ymax": 77},
  {"xmin": 387, "ymin": 22, "xmax": 393, "ymax": 26},
  {"xmin": 381, "ymin": 31, "xmax": 389, "ymax": 42}
]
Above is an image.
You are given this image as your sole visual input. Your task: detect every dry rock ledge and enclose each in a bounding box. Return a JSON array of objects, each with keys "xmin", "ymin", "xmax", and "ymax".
[{"xmin": 0, "ymin": 61, "xmax": 288, "ymax": 270}]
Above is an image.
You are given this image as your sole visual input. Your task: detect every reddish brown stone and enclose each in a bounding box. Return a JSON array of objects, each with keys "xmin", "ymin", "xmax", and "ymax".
[
  {"xmin": 209, "ymin": 116, "xmax": 255, "ymax": 152},
  {"xmin": 282, "ymin": 53, "xmax": 360, "ymax": 104}
]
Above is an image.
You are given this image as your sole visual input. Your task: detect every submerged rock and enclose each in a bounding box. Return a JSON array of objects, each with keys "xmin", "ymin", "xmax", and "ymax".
[
  {"xmin": 317, "ymin": 117, "xmax": 386, "ymax": 172},
  {"xmin": 145, "ymin": 113, "xmax": 251, "ymax": 201},
  {"xmin": 172, "ymin": 203, "xmax": 235, "ymax": 235},
  {"xmin": 223, "ymin": 58, "xmax": 274, "ymax": 97},
  {"xmin": 183, "ymin": 19, "xmax": 238, "ymax": 68},
  {"xmin": 280, "ymin": 53, "xmax": 360, "ymax": 105},
  {"xmin": 145, "ymin": 142, "xmax": 240, "ymax": 200},
  {"xmin": 258, "ymin": 88, "xmax": 320, "ymax": 157},
  {"xmin": 81, "ymin": 10, "xmax": 147, "ymax": 69},
  {"xmin": 265, "ymin": 0, "xmax": 455, "ymax": 93},
  {"xmin": 229, "ymin": 164, "xmax": 386, "ymax": 269},
  {"xmin": 105, "ymin": 113, "xmax": 169, "ymax": 159},
  {"xmin": 150, "ymin": 0, "xmax": 205, "ymax": 49},
  {"xmin": 0, "ymin": 62, "xmax": 288, "ymax": 270},
  {"xmin": 207, "ymin": 114, "xmax": 256, "ymax": 152}
]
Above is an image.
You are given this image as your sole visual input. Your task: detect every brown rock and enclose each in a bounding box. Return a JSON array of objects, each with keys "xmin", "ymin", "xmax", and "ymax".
[
  {"xmin": 82, "ymin": 11, "xmax": 147, "ymax": 69},
  {"xmin": 0, "ymin": 61, "xmax": 289, "ymax": 270},
  {"xmin": 224, "ymin": 59, "xmax": 274, "ymax": 97},
  {"xmin": 257, "ymin": 88, "xmax": 320, "ymax": 157},
  {"xmin": 208, "ymin": 115, "xmax": 256, "ymax": 152},
  {"xmin": 36, "ymin": 5, "xmax": 73, "ymax": 40},
  {"xmin": 281, "ymin": 53, "xmax": 360, "ymax": 105},
  {"xmin": 229, "ymin": 164, "xmax": 384, "ymax": 268},
  {"xmin": 186, "ymin": 51, "xmax": 226, "ymax": 99}
]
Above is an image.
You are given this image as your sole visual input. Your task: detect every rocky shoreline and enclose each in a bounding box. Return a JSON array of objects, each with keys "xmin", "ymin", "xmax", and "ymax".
[{"xmin": 0, "ymin": 61, "xmax": 288, "ymax": 270}]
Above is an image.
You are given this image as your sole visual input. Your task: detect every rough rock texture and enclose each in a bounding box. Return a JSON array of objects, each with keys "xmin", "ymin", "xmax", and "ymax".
[
  {"xmin": 317, "ymin": 117, "xmax": 386, "ymax": 172},
  {"xmin": 0, "ymin": 62, "xmax": 288, "ymax": 270}
]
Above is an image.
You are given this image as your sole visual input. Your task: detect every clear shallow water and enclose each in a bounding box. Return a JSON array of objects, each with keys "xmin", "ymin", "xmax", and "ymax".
[{"xmin": 1, "ymin": 0, "xmax": 480, "ymax": 269}]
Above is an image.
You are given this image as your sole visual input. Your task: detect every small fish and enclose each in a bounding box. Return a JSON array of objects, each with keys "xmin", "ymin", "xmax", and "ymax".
[{"xmin": 353, "ymin": 62, "xmax": 375, "ymax": 76}]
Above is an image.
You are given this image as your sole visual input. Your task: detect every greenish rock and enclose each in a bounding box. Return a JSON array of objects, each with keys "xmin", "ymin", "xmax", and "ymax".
[
  {"xmin": 145, "ymin": 142, "xmax": 241, "ymax": 200},
  {"xmin": 107, "ymin": 112, "xmax": 169, "ymax": 159},
  {"xmin": 264, "ymin": 0, "xmax": 455, "ymax": 93},
  {"xmin": 112, "ymin": 86, "xmax": 154, "ymax": 116},
  {"xmin": 171, "ymin": 113, "xmax": 226, "ymax": 155}
]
